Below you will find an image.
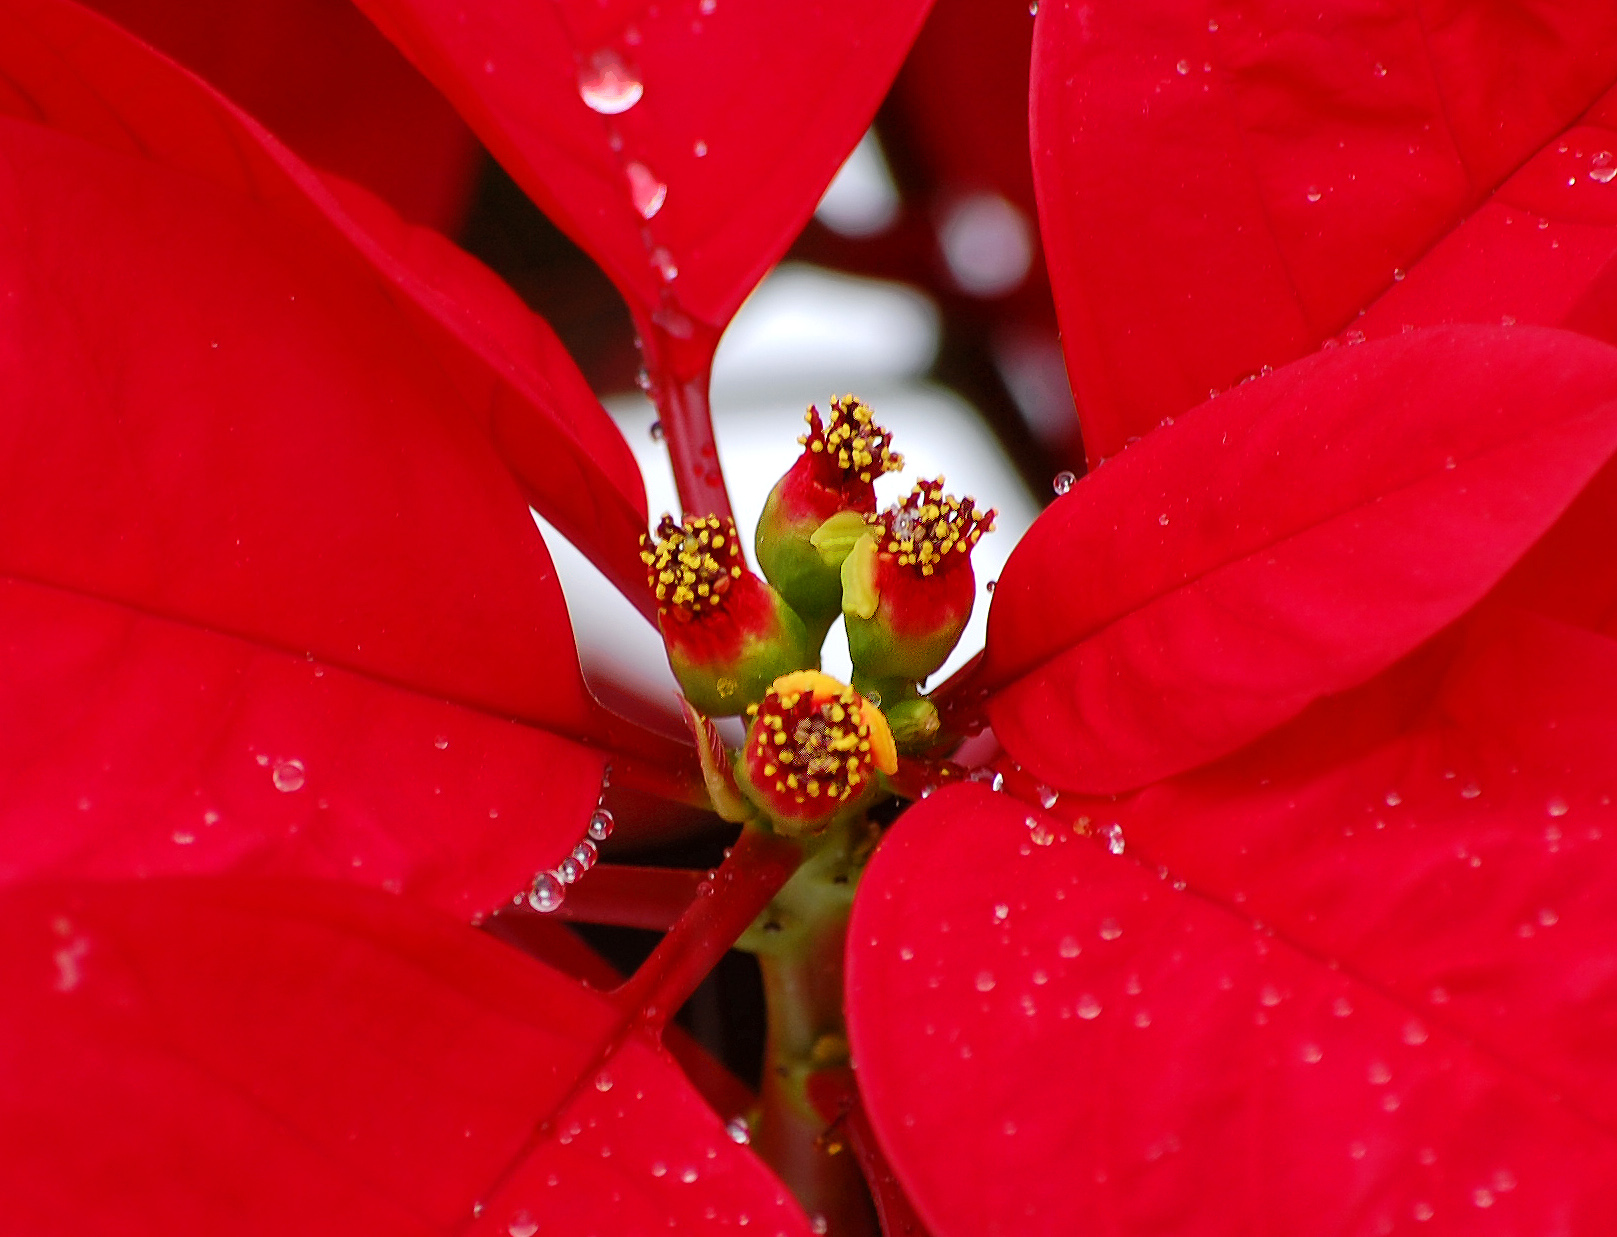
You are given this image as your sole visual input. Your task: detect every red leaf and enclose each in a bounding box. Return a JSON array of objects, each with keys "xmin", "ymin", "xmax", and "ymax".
[
  {"xmin": 2, "ymin": 0, "xmax": 653, "ymax": 609},
  {"xmin": 0, "ymin": 878, "xmax": 810, "ymax": 1235},
  {"xmin": 976, "ymin": 325, "xmax": 1617, "ymax": 794},
  {"xmin": 82, "ymin": 0, "xmax": 482, "ymax": 230},
  {"xmin": 848, "ymin": 610, "xmax": 1617, "ymax": 1234},
  {"xmin": 0, "ymin": 1, "xmax": 696, "ymax": 900},
  {"xmin": 1032, "ymin": 0, "xmax": 1617, "ymax": 461},
  {"xmin": 349, "ymin": 0, "xmax": 934, "ymax": 340}
]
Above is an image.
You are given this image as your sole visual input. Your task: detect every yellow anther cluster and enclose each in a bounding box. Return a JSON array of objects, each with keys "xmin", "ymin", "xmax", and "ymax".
[
  {"xmin": 746, "ymin": 673, "xmax": 892, "ymax": 807},
  {"xmin": 869, "ymin": 478, "xmax": 996, "ymax": 577},
  {"xmin": 639, "ymin": 513, "xmax": 744, "ymax": 616},
  {"xmin": 799, "ymin": 395, "xmax": 904, "ymax": 484}
]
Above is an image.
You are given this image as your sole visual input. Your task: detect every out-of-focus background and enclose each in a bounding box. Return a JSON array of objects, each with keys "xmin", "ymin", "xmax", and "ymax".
[{"xmin": 84, "ymin": 0, "xmax": 1083, "ymax": 1092}]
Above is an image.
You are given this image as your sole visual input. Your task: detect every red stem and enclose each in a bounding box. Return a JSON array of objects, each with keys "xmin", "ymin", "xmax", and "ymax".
[
  {"xmin": 613, "ymin": 824, "xmax": 801, "ymax": 1031},
  {"xmin": 637, "ymin": 314, "xmax": 733, "ymax": 522},
  {"xmin": 810, "ymin": 1069, "xmax": 933, "ymax": 1237},
  {"xmin": 548, "ymin": 864, "xmax": 705, "ymax": 931}
]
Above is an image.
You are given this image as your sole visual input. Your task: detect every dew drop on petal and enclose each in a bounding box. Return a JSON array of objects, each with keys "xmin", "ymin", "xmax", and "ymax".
[
  {"xmin": 1051, "ymin": 470, "xmax": 1076, "ymax": 496},
  {"xmin": 726, "ymin": 1117, "xmax": 751, "ymax": 1144},
  {"xmin": 1103, "ymin": 822, "xmax": 1126, "ymax": 855},
  {"xmin": 1058, "ymin": 935, "xmax": 1081, "ymax": 959},
  {"xmin": 272, "ymin": 759, "xmax": 306, "ymax": 792},
  {"xmin": 975, "ymin": 970, "xmax": 996, "ymax": 992},
  {"xmin": 627, "ymin": 162, "xmax": 667, "ymax": 219},
  {"xmin": 588, "ymin": 808, "xmax": 616, "ymax": 842},
  {"xmin": 1473, "ymin": 1188, "xmax": 1494, "ymax": 1209},
  {"xmin": 1412, "ymin": 1202, "xmax": 1434, "ymax": 1223},
  {"xmin": 1098, "ymin": 917, "xmax": 1122, "ymax": 941},
  {"xmin": 1300, "ymin": 1042, "xmax": 1323, "ymax": 1064},
  {"xmin": 528, "ymin": 872, "xmax": 565, "ymax": 913},
  {"xmin": 508, "ymin": 1211, "xmax": 539, "ymax": 1237},
  {"xmin": 557, "ymin": 857, "xmax": 584, "ymax": 885},
  {"xmin": 1460, "ymin": 781, "xmax": 1481, "ymax": 799},
  {"xmin": 1402, "ymin": 1019, "xmax": 1429, "ymax": 1046},
  {"xmin": 578, "ymin": 50, "xmax": 643, "ymax": 114},
  {"xmin": 1547, "ymin": 796, "xmax": 1570, "ymax": 817},
  {"xmin": 572, "ymin": 839, "xmax": 600, "ymax": 873},
  {"xmin": 1368, "ymin": 1060, "xmax": 1392, "ymax": 1085},
  {"xmin": 1076, "ymin": 994, "xmax": 1103, "ymax": 1020},
  {"xmin": 1306, "ymin": 186, "xmax": 1323, "ymax": 203}
]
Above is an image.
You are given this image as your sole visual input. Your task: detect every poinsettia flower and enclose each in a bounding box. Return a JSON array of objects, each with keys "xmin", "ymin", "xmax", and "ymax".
[{"xmin": 9, "ymin": 0, "xmax": 1617, "ymax": 1234}]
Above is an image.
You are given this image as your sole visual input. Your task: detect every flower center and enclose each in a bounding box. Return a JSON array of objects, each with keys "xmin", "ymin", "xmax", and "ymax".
[
  {"xmin": 747, "ymin": 672, "xmax": 895, "ymax": 805},
  {"xmin": 801, "ymin": 394, "xmax": 903, "ymax": 486},
  {"xmin": 640, "ymin": 513, "xmax": 745, "ymax": 620},
  {"xmin": 870, "ymin": 478, "xmax": 995, "ymax": 577}
]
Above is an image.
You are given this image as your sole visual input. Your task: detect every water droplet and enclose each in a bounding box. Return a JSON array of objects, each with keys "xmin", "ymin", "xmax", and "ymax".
[
  {"xmin": 594, "ymin": 1071, "xmax": 614, "ymax": 1091},
  {"xmin": 651, "ymin": 1162, "xmax": 667, "ymax": 1178},
  {"xmin": 1306, "ymin": 186, "xmax": 1323, "ymax": 203},
  {"xmin": 558, "ymin": 856, "xmax": 584, "ymax": 884},
  {"xmin": 1493, "ymin": 1169, "xmax": 1517, "ymax": 1193},
  {"xmin": 1472, "ymin": 1188, "xmax": 1494, "ymax": 1209},
  {"xmin": 992, "ymin": 903, "xmax": 1010, "ymax": 921},
  {"xmin": 1133, "ymin": 1009, "xmax": 1152, "ymax": 1028},
  {"xmin": 1300, "ymin": 1042, "xmax": 1323, "ymax": 1063},
  {"xmin": 172, "ymin": 829, "xmax": 195, "ymax": 846},
  {"xmin": 1028, "ymin": 819, "xmax": 1058, "ymax": 846},
  {"xmin": 1547, "ymin": 796, "xmax": 1569, "ymax": 817},
  {"xmin": 700, "ymin": 0, "xmax": 717, "ymax": 12},
  {"xmin": 1098, "ymin": 917, "xmax": 1122, "ymax": 941},
  {"xmin": 1103, "ymin": 822, "xmax": 1126, "ymax": 855},
  {"xmin": 1051, "ymin": 469, "xmax": 1076, "ymax": 496},
  {"xmin": 508, "ymin": 1211, "xmax": 539, "ymax": 1237},
  {"xmin": 1176, "ymin": 59, "xmax": 1191, "ymax": 75},
  {"xmin": 627, "ymin": 162, "xmax": 667, "ymax": 219},
  {"xmin": 1036, "ymin": 784, "xmax": 1059, "ymax": 809},
  {"xmin": 1058, "ymin": 935, "xmax": 1081, "ymax": 958},
  {"xmin": 1392, "ymin": 267, "xmax": 1405, "ymax": 281},
  {"xmin": 693, "ymin": 139, "xmax": 709, "ymax": 157},
  {"xmin": 1412, "ymin": 1201, "xmax": 1434, "ymax": 1223},
  {"xmin": 203, "ymin": 809, "xmax": 221, "ymax": 826},
  {"xmin": 1460, "ymin": 781, "xmax": 1481, "ymax": 799},
  {"xmin": 528, "ymin": 872, "xmax": 565, "ymax": 913},
  {"xmin": 1368, "ymin": 1060, "xmax": 1392, "ymax": 1085},
  {"xmin": 1076, "ymin": 994, "xmax": 1102, "ymax": 1020},
  {"xmin": 651, "ymin": 246, "xmax": 679, "ymax": 281},
  {"xmin": 1384, "ymin": 789, "xmax": 1403, "ymax": 807},
  {"xmin": 272, "ymin": 759, "xmax": 306, "ymax": 793},
  {"xmin": 588, "ymin": 808, "xmax": 615, "ymax": 842},
  {"xmin": 1349, "ymin": 1140, "xmax": 1367, "ymax": 1160},
  {"xmin": 1207, "ymin": 16, "xmax": 1218, "ymax": 30},
  {"xmin": 1402, "ymin": 1018, "xmax": 1429, "ymax": 1045},
  {"xmin": 1259, "ymin": 984, "xmax": 1282, "ymax": 1006},
  {"xmin": 1158, "ymin": 512, "xmax": 1170, "ymax": 526},
  {"xmin": 578, "ymin": 50, "xmax": 643, "ymax": 114},
  {"xmin": 648, "ymin": 419, "xmax": 665, "ymax": 443},
  {"xmin": 975, "ymin": 970, "xmax": 996, "ymax": 992},
  {"xmin": 1372, "ymin": 61, "xmax": 1387, "ymax": 77},
  {"xmin": 810, "ymin": 1217, "xmax": 829, "ymax": 1236},
  {"xmin": 1593, "ymin": 166, "xmax": 1617, "ymax": 184},
  {"xmin": 1429, "ymin": 985, "xmax": 1450, "ymax": 1004},
  {"xmin": 681, "ymin": 1167, "xmax": 699, "ymax": 1184},
  {"xmin": 1538, "ymin": 907, "xmax": 1559, "ymax": 927},
  {"xmin": 985, "ymin": 579, "xmax": 997, "ymax": 594},
  {"xmin": 726, "ymin": 1116, "xmax": 751, "ymax": 1144},
  {"xmin": 572, "ymin": 839, "xmax": 599, "ymax": 873}
]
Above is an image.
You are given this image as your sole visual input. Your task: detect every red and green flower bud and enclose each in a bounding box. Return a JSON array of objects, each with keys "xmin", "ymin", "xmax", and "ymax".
[
  {"xmin": 641, "ymin": 513, "xmax": 814, "ymax": 716},
  {"xmin": 842, "ymin": 478, "xmax": 995, "ymax": 686},
  {"xmin": 754, "ymin": 395, "xmax": 903, "ymax": 639},
  {"xmin": 736, "ymin": 671, "xmax": 898, "ymax": 837}
]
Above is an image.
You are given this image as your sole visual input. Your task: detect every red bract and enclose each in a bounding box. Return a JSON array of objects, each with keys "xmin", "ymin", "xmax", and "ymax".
[
  {"xmin": 0, "ymin": 0, "xmax": 688, "ymax": 907},
  {"xmin": 348, "ymin": 0, "xmax": 934, "ymax": 515},
  {"xmin": 1033, "ymin": 0, "xmax": 1617, "ymax": 463},
  {"xmin": 0, "ymin": 878, "xmax": 804, "ymax": 1234}
]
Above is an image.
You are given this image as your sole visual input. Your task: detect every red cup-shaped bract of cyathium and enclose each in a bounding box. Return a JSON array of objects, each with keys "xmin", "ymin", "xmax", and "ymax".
[
  {"xmin": 735, "ymin": 671, "xmax": 897, "ymax": 838},
  {"xmin": 641, "ymin": 513, "xmax": 815, "ymax": 716},
  {"xmin": 755, "ymin": 395, "xmax": 904, "ymax": 643},
  {"xmin": 842, "ymin": 479, "xmax": 995, "ymax": 692}
]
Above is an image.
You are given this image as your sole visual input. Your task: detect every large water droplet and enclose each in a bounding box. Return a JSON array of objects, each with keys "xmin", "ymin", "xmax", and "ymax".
[
  {"xmin": 272, "ymin": 759, "xmax": 306, "ymax": 793},
  {"xmin": 557, "ymin": 856, "xmax": 584, "ymax": 884},
  {"xmin": 1472, "ymin": 1188, "xmax": 1494, "ymax": 1209},
  {"xmin": 1547, "ymin": 796, "xmax": 1570, "ymax": 817},
  {"xmin": 1076, "ymin": 993, "xmax": 1102, "ymax": 1020},
  {"xmin": 1051, "ymin": 469, "xmax": 1076, "ymax": 496},
  {"xmin": 1306, "ymin": 186, "xmax": 1323, "ymax": 203},
  {"xmin": 508, "ymin": 1210, "xmax": 539, "ymax": 1237},
  {"xmin": 974, "ymin": 970, "xmax": 996, "ymax": 992},
  {"xmin": 588, "ymin": 808, "xmax": 615, "ymax": 842},
  {"xmin": 578, "ymin": 50, "xmax": 643, "ymax": 114},
  {"xmin": 1058, "ymin": 935, "xmax": 1081, "ymax": 959},
  {"xmin": 726, "ymin": 1116, "xmax": 751, "ymax": 1144},
  {"xmin": 627, "ymin": 162, "xmax": 667, "ymax": 219},
  {"xmin": 572, "ymin": 839, "xmax": 599, "ymax": 873},
  {"xmin": 1098, "ymin": 917, "xmax": 1122, "ymax": 941},
  {"xmin": 528, "ymin": 872, "xmax": 565, "ymax": 913}
]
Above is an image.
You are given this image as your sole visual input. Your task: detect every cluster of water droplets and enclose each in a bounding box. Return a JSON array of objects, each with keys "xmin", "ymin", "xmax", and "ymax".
[{"xmin": 525, "ymin": 772, "xmax": 616, "ymax": 914}]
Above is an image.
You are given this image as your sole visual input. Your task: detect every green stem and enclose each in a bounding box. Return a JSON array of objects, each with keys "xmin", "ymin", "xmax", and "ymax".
[{"xmin": 739, "ymin": 821, "xmax": 880, "ymax": 1237}]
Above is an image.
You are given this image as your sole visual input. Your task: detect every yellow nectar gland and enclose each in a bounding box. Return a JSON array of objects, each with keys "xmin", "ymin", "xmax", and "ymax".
[
  {"xmin": 746, "ymin": 671, "xmax": 897, "ymax": 809},
  {"xmin": 800, "ymin": 395, "xmax": 904, "ymax": 484},
  {"xmin": 869, "ymin": 478, "xmax": 995, "ymax": 578},
  {"xmin": 640, "ymin": 513, "xmax": 745, "ymax": 620}
]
